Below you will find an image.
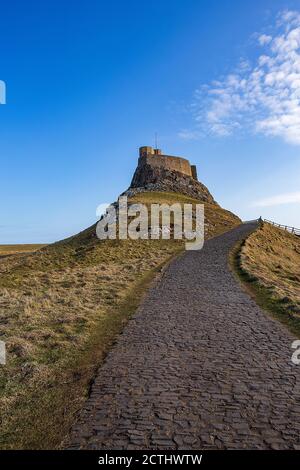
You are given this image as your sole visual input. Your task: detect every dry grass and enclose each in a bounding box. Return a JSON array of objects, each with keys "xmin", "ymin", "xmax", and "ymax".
[
  {"xmin": 0, "ymin": 244, "xmax": 46, "ymax": 256},
  {"xmin": 0, "ymin": 191, "xmax": 240, "ymax": 449},
  {"xmin": 236, "ymin": 221, "xmax": 300, "ymax": 335}
]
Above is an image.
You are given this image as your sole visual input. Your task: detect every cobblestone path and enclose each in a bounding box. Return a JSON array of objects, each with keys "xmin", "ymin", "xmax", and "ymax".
[{"xmin": 68, "ymin": 223, "xmax": 300, "ymax": 450}]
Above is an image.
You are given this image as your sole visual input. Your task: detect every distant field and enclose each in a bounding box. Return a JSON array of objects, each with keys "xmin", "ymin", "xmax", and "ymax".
[{"xmin": 0, "ymin": 244, "xmax": 47, "ymax": 256}]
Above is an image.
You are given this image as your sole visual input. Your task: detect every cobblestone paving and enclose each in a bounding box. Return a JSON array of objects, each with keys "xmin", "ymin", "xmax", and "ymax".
[{"xmin": 68, "ymin": 223, "xmax": 300, "ymax": 450}]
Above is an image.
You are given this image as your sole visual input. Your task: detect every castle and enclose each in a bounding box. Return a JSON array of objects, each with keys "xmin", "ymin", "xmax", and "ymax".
[
  {"xmin": 138, "ymin": 146, "xmax": 198, "ymax": 181},
  {"xmin": 125, "ymin": 145, "xmax": 216, "ymax": 204}
]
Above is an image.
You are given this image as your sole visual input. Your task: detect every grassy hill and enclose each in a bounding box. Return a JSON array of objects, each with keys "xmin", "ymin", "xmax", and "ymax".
[
  {"xmin": 236, "ymin": 221, "xmax": 300, "ymax": 337},
  {"xmin": 0, "ymin": 244, "xmax": 47, "ymax": 257},
  {"xmin": 0, "ymin": 191, "xmax": 240, "ymax": 449}
]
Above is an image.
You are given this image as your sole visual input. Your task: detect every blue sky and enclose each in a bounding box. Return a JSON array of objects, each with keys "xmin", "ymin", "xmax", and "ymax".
[{"xmin": 0, "ymin": 0, "xmax": 300, "ymax": 243}]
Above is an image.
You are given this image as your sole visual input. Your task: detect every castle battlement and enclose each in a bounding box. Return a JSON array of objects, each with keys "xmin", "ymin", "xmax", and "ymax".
[{"xmin": 139, "ymin": 146, "xmax": 162, "ymax": 157}]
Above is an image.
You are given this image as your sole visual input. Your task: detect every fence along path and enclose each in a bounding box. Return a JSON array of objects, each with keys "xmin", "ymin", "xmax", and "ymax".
[{"xmin": 263, "ymin": 219, "xmax": 300, "ymax": 236}]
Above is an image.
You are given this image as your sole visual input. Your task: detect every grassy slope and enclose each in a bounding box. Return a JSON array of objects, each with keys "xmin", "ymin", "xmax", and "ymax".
[
  {"xmin": 234, "ymin": 222, "xmax": 300, "ymax": 337},
  {"xmin": 0, "ymin": 191, "xmax": 240, "ymax": 449},
  {"xmin": 0, "ymin": 244, "xmax": 47, "ymax": 256}
]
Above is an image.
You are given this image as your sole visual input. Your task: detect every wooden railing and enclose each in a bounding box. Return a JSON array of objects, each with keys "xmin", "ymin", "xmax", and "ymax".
[{"xmin": 263, "ymin": 219, "xmax": 300, "ymax": 236}]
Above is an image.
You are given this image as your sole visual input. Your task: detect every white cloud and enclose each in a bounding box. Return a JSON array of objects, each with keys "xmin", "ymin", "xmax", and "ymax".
[
  {"xmin": 180, "ymin": 10, "xmax": 300, "ymax": 145},
  {"xmin": 178, "ymin": 129, "xmax": 202, "ymax": 140},
  {"xmin": 252, "ymin": 191, "xmax": 300, "ymax": 207},
  {"xmin": 258, "ymin": 34, "xmax": 272, "ymax": 45}
]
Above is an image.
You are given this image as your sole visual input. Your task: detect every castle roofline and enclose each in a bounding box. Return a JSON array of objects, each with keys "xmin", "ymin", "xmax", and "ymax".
[{"xmin": 139, "ymin": 146, "xmax": 162, "ymax": 157}]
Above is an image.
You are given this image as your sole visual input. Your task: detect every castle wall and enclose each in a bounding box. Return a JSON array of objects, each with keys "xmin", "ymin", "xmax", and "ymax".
[
  {"xmin": 129, "ymin": 147, "xmax": 212, "ymax": 202},
  {"xmin": 139, "ymin": 154, "xmax": 192, "ymax": 177}
]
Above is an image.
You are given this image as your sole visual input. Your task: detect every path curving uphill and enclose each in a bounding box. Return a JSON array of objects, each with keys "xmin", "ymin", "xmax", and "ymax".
[{"xmin": 68, "ymin": 222, "xmax": 300, "ymax": 450}]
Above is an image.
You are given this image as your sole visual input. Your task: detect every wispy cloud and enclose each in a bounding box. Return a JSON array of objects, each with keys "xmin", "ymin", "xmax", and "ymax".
[
  {"xmin": 180, "ymin": 10, "xmax": 300, "ymax": 145},
  {"xmin": 251, "ymin": 191, "xmax": 300, "ymax": 207},
  {"xmin": 177, "ymin": 129, "xmax": 202, "ymax": 140}
]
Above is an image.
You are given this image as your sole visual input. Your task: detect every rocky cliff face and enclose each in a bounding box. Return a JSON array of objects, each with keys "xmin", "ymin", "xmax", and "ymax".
[{"xmin": 124, "ymin": 160, "xmax": 217, "ymax": 204}]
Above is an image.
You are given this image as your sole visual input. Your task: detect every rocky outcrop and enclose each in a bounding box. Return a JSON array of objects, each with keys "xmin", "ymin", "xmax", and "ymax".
[{"xmin": 124, "ymin": 161, "xmax": 217, "ymax": 204}]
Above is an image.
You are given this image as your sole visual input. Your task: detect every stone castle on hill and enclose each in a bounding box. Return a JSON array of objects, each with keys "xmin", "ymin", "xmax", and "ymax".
[
  {"xmin": 137, "ymin": 146, "xmax": 198, "ymax": 181},
  {"xmin": 124, "ymin": 146, "xmax": 216, "ymax": 204}
]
